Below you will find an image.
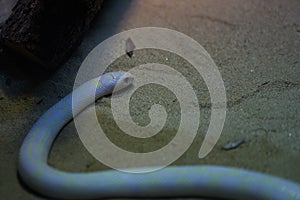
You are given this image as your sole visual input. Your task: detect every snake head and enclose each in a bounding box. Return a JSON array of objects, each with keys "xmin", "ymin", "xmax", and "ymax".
[
  {"xmin": 99, "ymin": 71, "xmax": 134, "ymax": 94},
  {"xmin": 113, "ymin": 71, "xmax": 134, "ymax": 92}
]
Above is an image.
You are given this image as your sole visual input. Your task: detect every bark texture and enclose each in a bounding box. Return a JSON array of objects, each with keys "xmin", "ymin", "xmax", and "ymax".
[{"xmin": 0, "ymin": 0, "xmax": 104, "ymax": 70}]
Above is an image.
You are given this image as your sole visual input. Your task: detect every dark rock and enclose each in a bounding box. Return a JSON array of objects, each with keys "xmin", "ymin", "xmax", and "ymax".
[{"xmin": 0, "ymin": 0, "xmax": 104, "ymax": 71}]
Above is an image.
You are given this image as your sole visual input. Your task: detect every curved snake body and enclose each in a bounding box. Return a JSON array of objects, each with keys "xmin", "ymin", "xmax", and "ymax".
[{"xmin": 19, "ymin": 71, "xmax": 300, "ymax": 199}]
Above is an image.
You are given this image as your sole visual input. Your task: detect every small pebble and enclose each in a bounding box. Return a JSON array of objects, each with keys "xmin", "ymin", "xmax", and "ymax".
[{"xmin": 222, "ymin": 138, "xmax": 245, "ymax": 151}]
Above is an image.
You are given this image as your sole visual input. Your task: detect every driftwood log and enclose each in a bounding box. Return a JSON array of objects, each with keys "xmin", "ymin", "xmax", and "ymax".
[{"xmin": 0, "ymin": 0, "xmax": 104, "ymax": 71}]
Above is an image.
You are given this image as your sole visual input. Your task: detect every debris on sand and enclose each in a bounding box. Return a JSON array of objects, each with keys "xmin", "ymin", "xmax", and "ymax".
[
  {"xmin": 222, "ymin": 138, "xmax": 245, "ymax": 151},
  {"xmin": 126, "ymin": 37, "xmax": 135, "ymax": 58}
]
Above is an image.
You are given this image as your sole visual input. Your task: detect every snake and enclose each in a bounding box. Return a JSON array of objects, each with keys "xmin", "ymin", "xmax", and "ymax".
[{"xmin": 19, "ymin": 71, "xmax": 300, "ymax": 199}]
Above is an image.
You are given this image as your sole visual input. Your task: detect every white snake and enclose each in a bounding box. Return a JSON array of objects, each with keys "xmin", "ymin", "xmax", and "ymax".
[{"xmin": 19, "ymin": 71, "xmax": 300, "ymax": 199}]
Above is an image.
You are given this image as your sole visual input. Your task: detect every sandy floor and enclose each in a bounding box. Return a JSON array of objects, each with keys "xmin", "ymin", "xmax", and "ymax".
[{"xmin": 0, "ymin": 0, "xmax": 300, "ymax": 199}]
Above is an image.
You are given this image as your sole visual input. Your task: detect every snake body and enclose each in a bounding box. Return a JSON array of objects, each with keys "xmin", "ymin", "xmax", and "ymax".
[{"xmin": 19, "ymin": 71, "xmax": 300, "ymax": 199}]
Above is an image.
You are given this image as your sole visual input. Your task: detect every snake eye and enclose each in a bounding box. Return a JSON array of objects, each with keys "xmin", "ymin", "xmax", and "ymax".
[{"xmin": 110, "ymin": 74, "xmax": 116, "ymax": 79}]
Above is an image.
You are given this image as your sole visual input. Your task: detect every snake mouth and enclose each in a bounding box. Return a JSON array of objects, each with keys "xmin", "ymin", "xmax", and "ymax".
[{"xmin": 122, "ymin": 73, "xmax": 134, "ymax": 84}]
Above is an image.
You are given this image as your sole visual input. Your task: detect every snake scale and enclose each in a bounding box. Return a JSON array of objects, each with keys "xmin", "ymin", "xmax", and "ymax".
[{"xmin": 19, "ymin": 71, "xmax": 300, "ymax": 199}]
